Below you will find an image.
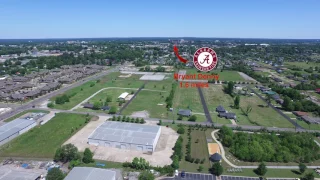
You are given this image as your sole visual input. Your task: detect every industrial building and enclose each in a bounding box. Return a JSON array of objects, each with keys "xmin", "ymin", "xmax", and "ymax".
[
  {"xmin": 0, "ymin": 118, "xmax": 37, "ymax": 146},
  {"xmin": 88, "ymin": 121, "xmax": 161, "ymax": 152},
  {"xmin": 64, "ymin": 167, "xmax": 116, "ymax": 180}
]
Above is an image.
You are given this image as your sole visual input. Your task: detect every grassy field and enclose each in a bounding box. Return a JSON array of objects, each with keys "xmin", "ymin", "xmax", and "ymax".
[
  {"xmin": 75, "ymin": 88, "xmax": 136, "ymax": 113},
  {"xmin": 186, "ymin": 68, "xmax": 245, "ymax": 82},
  {"xmin": 122, "ymin": 79, "xmax": 174, "ymax": 119},
  {"xmin": 203, "ymin": 85, "xmax": 294, "ymax": 128},
  {"xmin": 179, "ymin": 129, "xmax": 212, "ymax": 173},
  {"xmin": 4, "ymin": 110, "xmax": 50, "ymax": 122},
  {"xmin": 284, "ymin": 62, "xmax": 319, "ymax": 69},
  {"xmin": 172, "ymin": 84, "xmax": 207, "ymax": 122},
  {"xmin": 50, "ymin": 72, "xmax": 144, "ymax": 110},
  {"xmin": 0, "ymin": 113, "xmax": 91, "ymax": 158},
  {"xmin": 223, "ymin": 168, "xmax": 319, "ymax": 178}
]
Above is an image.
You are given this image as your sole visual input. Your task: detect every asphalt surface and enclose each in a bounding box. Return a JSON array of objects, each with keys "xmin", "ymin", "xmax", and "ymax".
[
  {"xmin": 197, "ymin": 87, "xmax": 213, "ymax": 123},
  {"xmin": 248, "ymin": 87, "xmax": 303, "ymax": 129},
  {"xmin": 162, "ymin": 172, "xmax": 216, "ymax": 180},
  {"xmin": 0, "ymin": 67, "xmax": 119, "ymax": 121}
]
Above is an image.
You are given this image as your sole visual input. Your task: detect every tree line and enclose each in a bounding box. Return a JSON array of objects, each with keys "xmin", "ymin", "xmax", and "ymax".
[{"xmin": 219, "ymin": 126, "xmax": 320, "ymax": 163}]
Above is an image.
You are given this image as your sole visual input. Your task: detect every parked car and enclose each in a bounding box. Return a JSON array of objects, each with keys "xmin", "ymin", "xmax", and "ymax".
[{"xmin": 181, "ymin": 171, "xmax": 186, "ymax": 178}]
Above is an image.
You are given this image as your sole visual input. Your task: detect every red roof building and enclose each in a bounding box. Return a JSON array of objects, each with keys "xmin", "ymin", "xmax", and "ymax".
[
  {"xmin": 315, "ymin": 88, "xmax": 320, "ymax": 94},
  {"xmin": 293, "ymin": 111, "xmax": 308, "ymax": 117}
]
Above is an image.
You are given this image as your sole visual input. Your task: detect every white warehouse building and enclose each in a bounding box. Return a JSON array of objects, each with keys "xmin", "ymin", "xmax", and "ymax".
[
  {"xmin": 88, "ymin": 121, "xmax": 161, "ymax": 152},
  {"xmin": 0, "ymin": 118, "xmax": 37, "ymax": 146}
]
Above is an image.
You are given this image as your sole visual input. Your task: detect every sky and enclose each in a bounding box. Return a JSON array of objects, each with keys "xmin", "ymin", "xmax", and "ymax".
[{"xmin": 0, "ymin": 0, "xmax": 320, "ymax": 39}]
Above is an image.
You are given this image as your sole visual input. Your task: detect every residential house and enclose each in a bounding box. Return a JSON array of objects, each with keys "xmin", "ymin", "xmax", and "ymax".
[
  {"xmin": 218, "ymin": 112, "xmax": 236, "ymax": 119},
  {"xmin": 301, "ymin": 116, "xmax": 320, "ymax": 124},
  {"xmin": 216, "ymin": 105, "xmax": 226, "ymax": 113},
  {"xmin": 293, "ymin": 111, "xmax": 308, "ymax": 117},
  {"xmin": 315, "ymin": 88, "xmax": 320, "ymax": 94},
  {"xmin": 177, "ymin": 109, "xmax": 192, "ymax": 117},
  {"xmin": 83, "ymin": 103, "xmax": 94, "ymax": 109}
]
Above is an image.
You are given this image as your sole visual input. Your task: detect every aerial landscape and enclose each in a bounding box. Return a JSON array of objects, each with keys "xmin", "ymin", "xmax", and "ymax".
[{"xmin": 0, "ymin": 0, "xmax": 320, "ymax": 180}]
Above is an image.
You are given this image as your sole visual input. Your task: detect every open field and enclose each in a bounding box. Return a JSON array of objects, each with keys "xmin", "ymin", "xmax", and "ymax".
[
  {"xmin": 0, "ymin": 113, "xmax": 91, "ymax": 158},
  {"xmin": 284, "ymin": 62, "xmax": 319, "ymax": 69},
  {"xmin": 122, "ymin": 79, "xmax": 173, "ymax": 119},
  {"xmin": 75, "ymin": 88, "xmax": 136, "ymax": 113},
  {"xmin": 4, "ymin": 110, "xmax": 50, "ymax": 122},
  {"xmin": 203, "ymin": 85, "xmax": 294, "ymax": 128},
  {"xmin": 51, "ymin": 72, "xmax": 144, "ymax": 110},
  {"xmin": 173, "ymin": 84, "xmax": 206, "ymax": 122},
  {"xmin": 179, "ymin": 129, "xmax": 212, "ymax": 173},
  {"xmin": 297, "ymin": 120, "xmax": 320, "ymax": 130},
  {"xmin": 186, "ymin": 68, "xmax": 245, "ymax": 82}
]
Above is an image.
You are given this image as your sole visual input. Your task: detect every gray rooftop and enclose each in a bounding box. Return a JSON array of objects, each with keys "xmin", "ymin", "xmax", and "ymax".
[
  {"xmin": 64, "ymin": 167, "xmax": 116, "ymax": 180},
  {"xmin": 0, "ymin": 118, "xmax": 36, "ymax": 142},
  {"xmin": 89, "ymin": 121, "xmax": 161, "ymax": 145}
]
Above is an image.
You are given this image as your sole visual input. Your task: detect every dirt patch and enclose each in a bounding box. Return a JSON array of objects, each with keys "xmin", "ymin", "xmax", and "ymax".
[
  {"xmin": 119, "ymin": 74, "xmax": 132, "ymax": 78},
  {"xmin": 131, "ymin": 110, "xmax": 150, "ymax": 118},
  {"xmin": 125, "ymin": 94, "xmax": 134, "ymax": 101},
  {"xmin": 91, "ymin": 116, "xmax": 99, "ymax": 121}
]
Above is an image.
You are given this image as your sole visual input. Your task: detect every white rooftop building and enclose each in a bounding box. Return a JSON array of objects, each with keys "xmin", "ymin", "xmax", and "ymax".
[
  {"xmin": 88, "ymin": 121, "xmax": 161, "ymax": 152},
  {"xmin": 118, "ymin": 92, "xmax": 129, "ymax": 100}
]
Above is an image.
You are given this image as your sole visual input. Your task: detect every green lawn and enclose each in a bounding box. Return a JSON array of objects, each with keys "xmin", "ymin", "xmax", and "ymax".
[
  {"xmin": 122, "ymin": 79, "xmax": 174, "ymax": 118},
  {"xmin": 0, "ymin": 113, "xmax": 92, "ymax": 158},
  {"xmin": 4, "ymin": 110, "xmax": 50, "ymax": 122},
  {"xmin": 50, "ymin": 72, "xmax": 144, "ymax": 110},
  {"xmin": 179, "ymin": 129, "xmax": 212, "ymax": 173},
  {"xmin": 185, "ymin": 68, "xmax": 245, "ymax": 82},
  {"xmin": 203, "ymin": 85, "xmax": 294, "ymax": 128},
  {"xmin": 173, "ymin": 84, "xmax": 206, "ymax": 122},
  {"xmin": 75, "ymin": 88, "xmax": 136, "ymax": 113},
  {"xmin": 284, "ymin": 62, "xmax": 319, "ymax": 69}
]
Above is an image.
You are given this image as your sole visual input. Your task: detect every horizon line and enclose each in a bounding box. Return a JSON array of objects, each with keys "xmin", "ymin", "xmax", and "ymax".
[{"xmin": 0, "ymin": 37, "xmax": 320, "ymax": 40}]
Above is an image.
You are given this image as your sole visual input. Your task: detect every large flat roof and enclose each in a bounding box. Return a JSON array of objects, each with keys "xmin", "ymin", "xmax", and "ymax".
[
  {"xmin": 0, "ymin": 167, "xmax": 42, "ymax": 180},
  {"xmin": 89, "ymin": 121, "xmax": 161, "ymax": 145},
  {"xmin": 0, "ymin": 118, "xmax": 36, "ymax": 142},
  {"xmin": 64, "ymin": 167, "xmax": 116, "ymax": 180}
]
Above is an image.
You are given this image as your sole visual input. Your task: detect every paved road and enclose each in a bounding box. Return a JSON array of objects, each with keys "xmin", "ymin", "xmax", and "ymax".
[
  {"xmin": 248, "ymin": 87, "xmax": 303, "ymax": 129},
  {"xmin": 197, "ymin": 87, "xmax": 213, "ymax": 123},
  {"xmin": 0, "ymin": 67, "xmax": 119, "ymax": 121}
]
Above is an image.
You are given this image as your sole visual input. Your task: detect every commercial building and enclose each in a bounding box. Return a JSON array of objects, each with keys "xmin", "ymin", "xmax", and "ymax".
[
  {"xmin": 64, "ymin": 167, "xmax": 116, "ymax": 180},
  {"xmin": 0, "ymin": 118, "xmax": 37, "ymax": 146},
  {"xmin": 88, "ymin": 121, "xmax": 161, "ymax": 152}
]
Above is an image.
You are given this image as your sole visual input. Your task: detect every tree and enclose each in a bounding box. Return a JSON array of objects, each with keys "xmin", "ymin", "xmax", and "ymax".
[
  {"xmin": 140, "ymin": 118, "xmax": 145, "ymax": 124},
  {"xmin": 109, "ymin": 106, "xmax": 117, "ymax": 114},
  {"xmin": 188, "ymin": 115, "xmax": 197, "ymax": 122},
  {"xmin": 158, "ymin": 119, "xmax": 162, "ymax": 125},
  {"xmin": 303, "ymin": 172, "xmax": 315, "ymax": 180},
  {"xmin": 106, "ymin": 96, "xmax": 112, "ymax": 102},
  {"xmin": 138, "ymin": 171, "xmax": 155, "ymax": 180},
  {"xmin": 283, "ymin": 96, "xmax": 294, "ymax": 111},
  {"xmin": 198, "ymin": 165, "xmax": 204, "ymax": 172},
  {"xmin": 299, "ymin": 163, "xmax": 307, "ymax": 174},
  {"xmin": 177, "ymin": 127, "xmax": 185, "ymax": 134},
  {"xmin": 226, "ymin": 81, "xmax": 234, "ymax": 95},
  {"xmin": 82, "ymin": 148, "xmax": 94, "ymax": 164},
  {"xmin": 46, "ymin": 168, "xmax": 64, "ymax": 180},
  {"xmin": 211, "ymin": 162, "xmax": 223, "ymax": 176},
  {"xmin": 47, "ymin": 102, "xmax": 54, "ymax": 108},
  {"xmin": 93, "ymin": 101, "xmax": 102, "ymax": 110},
  {"xmin": 54, "ymin": 144, "xmax": 79, "ymax": 163},
  {"xmin": 234, "ymin": 95, "xmax": 240, "ymax": 109},
  {"xmin": 256, "ymin": 162, "xmax": 267, "ymax": 176},
  {"xmin": 177, "ymin": 115, "xmax": 183, "ymax": 120}
]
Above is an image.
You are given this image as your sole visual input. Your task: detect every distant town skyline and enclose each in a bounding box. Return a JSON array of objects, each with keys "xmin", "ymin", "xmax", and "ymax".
[{"xmin": 0, "ymin": 0, "xmax": 320, "ymax": 39}]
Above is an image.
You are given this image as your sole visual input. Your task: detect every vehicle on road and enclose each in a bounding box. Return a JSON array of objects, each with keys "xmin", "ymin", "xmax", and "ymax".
[{"xmin": 181, "ymin": 171, "xmax": 185, "ymax": 178}]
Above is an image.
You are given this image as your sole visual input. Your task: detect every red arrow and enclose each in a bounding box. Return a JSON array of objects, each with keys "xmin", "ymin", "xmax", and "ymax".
[{"xmin": 173, "ymin": 45, "xmax": 188, "ymax": 64}]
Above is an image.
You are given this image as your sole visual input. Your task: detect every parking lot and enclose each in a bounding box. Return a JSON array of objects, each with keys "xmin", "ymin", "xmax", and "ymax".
[
  {"xmin": 163, "ymin": 172, "xmax": 216, "ymax": 180},
  {"xmin": 221, "ymin": 176, "xmax": 260, "ymax": 180},
  {"xmin": 64, "ymin": 116, "xmax": 179, "ymax": 166}
]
